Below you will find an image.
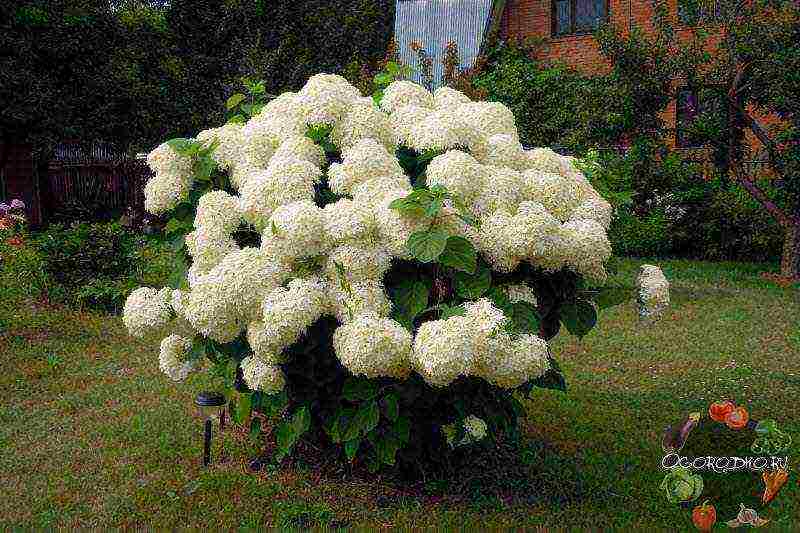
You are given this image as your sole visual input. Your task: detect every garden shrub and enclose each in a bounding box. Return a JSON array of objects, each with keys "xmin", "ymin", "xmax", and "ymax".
[
  {"xmin": 0, "ymin": 200, "xmax": 50, "ymax": 305},
  {"xmin": 37, "ymin": 222, "xmax": 137, "ymax": 287},
  {"xmin": 472, "ymin": 39, "xmax": 594, "ymax": 149},
  {"xmin": 122, "ymin": 69, "xmax": 644, "ymax": 476},
  {"xmin": 669, "ymin": 182, "xmax": 783, "ymax": 262},
  {"xmin": 0, "ymin": 235, "xmax": 50, "ymax": 305},
  {"xmin": 607, "ymin": 207, "xmax": 672, "ymax": 258},
  {"xmin": 33, "ymin": 221, "xmax": 173, "ymax": 313}
]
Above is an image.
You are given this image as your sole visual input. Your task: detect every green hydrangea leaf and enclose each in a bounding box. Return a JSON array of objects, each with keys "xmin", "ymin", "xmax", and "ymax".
[
  {"xmin": 344, "ymin": 438, "xmax": 360, "ymax": 462},
  {"xmin": 439, "ymin": 304, "xmax": 466, "ymax": 320},
  {"xmin": 438, "ymin": 236, "xmax": 477, "ymax": 273},
  {"xmin": 291, "ymin": 406, "xmax": 310, "ymax": 435},
  {"xmin": 375, "ymin": 434, "xmax": 400, "ymax": 466},
  {"xmin": 393, "ymin": 280, "xmax": 429, "ymax": 328},
  {"xmin": 373, "ymin": 72, "xmax": 392, "ymax": 86},
  {"xmin": 392, "ymin": 415, "xmax": 411, "ymax": 444},
  {"xmin": 166, "ymin": 137, "xmax": 199, "ymax": 156},
  {"xmin": 511, "ymin": 301, "xmax": 541, "ymax": 334},
  {"xmin": 226, "ymin": 93, "xmax": 246, "ymax": 110},
  {"xmin": 249, "ymin": 417, "xmax": 261, "ymax": 441},
  {"xmin": 407, "ymin": 229, "xmax": 448, "ymax": 263},
  {"xmin": 342, "ymin": 377, "xmax": 379, "ymax": 402},
  {"xmin": 382, "ymin": 393, "xmax": 399, "ymax": 422},
  {"xmin": 560, "ymin": 298, "xmax": 598, "ymax": 339},
  {"xmin": 453, "ymin": 264, "xmax": 491, "ymax": 299}
]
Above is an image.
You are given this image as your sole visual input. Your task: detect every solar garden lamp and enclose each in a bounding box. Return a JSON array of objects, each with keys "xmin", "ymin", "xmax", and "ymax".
[{"xmin": 194, "ymin": 391, "xmax": 226, "ymax": 467}]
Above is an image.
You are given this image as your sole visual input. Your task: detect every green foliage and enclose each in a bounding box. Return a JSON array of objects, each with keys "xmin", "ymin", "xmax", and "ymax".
[
  {"xmin": 671, "ymin": 178, "xmax": 784, "ymax": 262},
  {"xmin": 407, "ymin": 230, "xmax": 449, "ymax": 263},
  {"xmin": 22, "ymin": 223, "xmax": 173, "ymax": 312},
  {"xmin": 509, "ymin": 301, "xmax": 540, "ymax": 335},
  {"xmin": 608, "ymin": 207, "xmax": 673, "ymax": 257},
  {"xmin": 438, "ymin": 236, "xmax": 477, "ymax": 274},
  {"xmin": 372, "ymin": 61, "xmax": 412, "ymax": 106},
  {"xmin": 473, "ymin": 39, "xmax": 597, "ymax": 149},
  {"xmin": 389, "ymin": 185, "xmax": 480, "ymax": 270},
  {"xmin": 274, "ymin": 406, "xmax": 311, "ymax": 463},
  {"xmin": 559, "ymin": 299, "xmax": 598, "ymax": 340},
  {"xmin": 272, "ymin": 499, "xmax": 334, "ymax": 530},
  {"xmin": 453, "ymin": 265, "xmax": 491, "ymax": 299},
  {"xmin": 0, "ymin": 238, "xmax": 50, "ymax": 304},
  {"xmin": 0, "ymin": 0, "xmax": 394, "ymax": 161},
  {"xmin": 393, "ymin": 280, "xmax": 429, "ymax": 329},
  {"xmin": 36, "ymin": 222, "xmax": 137, "ymax": 295}
]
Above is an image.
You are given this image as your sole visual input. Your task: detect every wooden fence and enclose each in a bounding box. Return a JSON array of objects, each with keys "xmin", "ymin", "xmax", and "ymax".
[
  {"xmin": 2, "ymin": 141, "xmax": 154, "ymax": 227},
  {"xmin": 43, "ymin": 157, "xmax": 152, "ymax": 225}
]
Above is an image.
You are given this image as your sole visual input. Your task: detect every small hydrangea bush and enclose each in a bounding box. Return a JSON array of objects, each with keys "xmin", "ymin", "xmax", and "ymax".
[{"xmin": 124, "ymin": 68, "xmax": 637, "ymax": 473}]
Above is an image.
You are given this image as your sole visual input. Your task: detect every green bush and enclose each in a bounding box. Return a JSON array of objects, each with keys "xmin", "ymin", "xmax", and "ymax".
[
  {"xmin": 473, "ymin": 40, "xmax": 594, "ymax": 149},
  {"xmin": 36, "ymin": 222, "xmax": 137, "ymax": 288},
  {"xmin": 670, "ymin": 182, "xmax": 784, "ymax": 262},
  {"xmin": 0, "ymin": 239, "xmax": 50, "ymax": 304},
  {"xmin": 74, "ymin": 278, "xmax": 140, "ymax": 314},
  {"xmin": 608, "ymin": 207, "xmax": 672, "ymax": 257},
  {"xmin": 31, "ymin": 222, "xmax": 175, "ymax": 313},
  {"xmin": 572, "ymin": 144, "xmax": 783, "ymax": 261}
]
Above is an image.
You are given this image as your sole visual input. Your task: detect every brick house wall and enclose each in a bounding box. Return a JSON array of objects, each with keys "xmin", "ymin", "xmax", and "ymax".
[{"xmin": 499, "ymin": 0, "xmax": 773, "ymax": 155}]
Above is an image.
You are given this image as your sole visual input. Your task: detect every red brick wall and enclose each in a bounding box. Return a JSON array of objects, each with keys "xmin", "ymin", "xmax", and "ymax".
[
  {"xmin": 500, "ymin": 0, "xmax": 706, "ymax": 75},
  {"xmin": 499, "ymin": 0, "xmax": 776, "ymax": 153}
]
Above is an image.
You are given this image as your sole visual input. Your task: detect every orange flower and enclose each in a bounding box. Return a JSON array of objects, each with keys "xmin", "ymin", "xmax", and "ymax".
[
  {"xmin": 0, "ymin": 217, "xmax": 12, "ymax": 230},
  {"xmin": 724, "ymin": 406, "xmax": 749, "ymax": 430},
  {"xmin": 708, "ymin": 401, "xmax": 735, "ymax": 423},
  {"xmin": 692, "ymin": 500, "xmax": 716, "ymax": 531}
]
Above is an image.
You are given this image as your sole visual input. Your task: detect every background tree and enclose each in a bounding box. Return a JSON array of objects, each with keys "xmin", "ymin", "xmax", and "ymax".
[
  {"xmin": 678, "ymin": 0, "xmax": 800, "ymax": 278},
  {"xmin": 0, "ymin": 1, "xmax": 125, "ymax": 159}
]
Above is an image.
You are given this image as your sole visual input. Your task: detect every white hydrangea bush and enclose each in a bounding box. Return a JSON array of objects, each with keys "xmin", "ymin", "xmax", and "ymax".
[{"xmin": 124, "ymin": 71, "xmax": 631, "ymax": 471}]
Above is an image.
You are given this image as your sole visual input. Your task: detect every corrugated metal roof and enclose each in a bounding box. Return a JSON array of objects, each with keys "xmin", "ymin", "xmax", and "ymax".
[{"xmin": 394, "ymin": 0, "xmax": 494, "ymax": 90}]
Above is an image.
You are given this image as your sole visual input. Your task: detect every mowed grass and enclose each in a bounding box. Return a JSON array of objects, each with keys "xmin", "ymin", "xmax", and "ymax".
[{"xmin": 1, "ymin": 257, "xmax": 798, "ymax": 530}]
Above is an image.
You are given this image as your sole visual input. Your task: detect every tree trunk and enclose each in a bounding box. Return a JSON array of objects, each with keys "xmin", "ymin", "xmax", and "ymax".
[{"xmin": 780, "ymin": 222, "xmax": 800, "ymax": 279}]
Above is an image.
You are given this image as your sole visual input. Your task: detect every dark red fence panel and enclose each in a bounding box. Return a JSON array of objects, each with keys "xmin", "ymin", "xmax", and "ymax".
[{"xmin": 43, "ymin": 159, "xmax": 152, "ymax": 225}]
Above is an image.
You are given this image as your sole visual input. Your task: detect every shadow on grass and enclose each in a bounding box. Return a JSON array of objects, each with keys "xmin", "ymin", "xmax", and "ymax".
[{"xmin": 283, "ymin": 435, "xmax": 596, "ymax": 511}]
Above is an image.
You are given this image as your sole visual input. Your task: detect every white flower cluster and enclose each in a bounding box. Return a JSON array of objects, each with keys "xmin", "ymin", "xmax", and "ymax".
[
  {"xmin": 463, "ymin": 415, "xmax": 488, "ymax": 441},
  {"xmin": 504, "ymin": 283, "xmax": 538, "ymax": 307},
  {"xmin": 130, "ymin": 74, "xmax": 616, "ymax": 393},
  {"xmin": 143, "ymin": 142, "xmax": 194, "ymax": 214},
  {"xmin": 328, "ymin": 138, "xmax": 404, "ymax": 196},
  {"xmin": 411, "ymin": 298, "xmax": 549, "ymax": 388},
  {"xmin": 159, "ymin": 334, "xmax": 197, "ymax": 382},
  {"xmin": 122, "ymin": 287, "xmax": 174, "ymax": 339},
  {"xmin": 333, "ymin": 315, "xmax": 413, "ymax": 379},
  {"xmin": 197, "ymin": 124, "xmax": 245, "ymax": 171},
  {"xmin": 636, "ymin": 265, "xmax": 670, "ymax": 320},
  {"xmin": 443, "ymin": 414, "xmax": 489, "ymax": 448},
  {"xmin": 241, "ymin": 355, "xmax": 285, "ymax": 393}
]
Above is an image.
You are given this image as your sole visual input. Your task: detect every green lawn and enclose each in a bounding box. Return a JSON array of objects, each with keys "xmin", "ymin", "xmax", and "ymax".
[{"xmin": 1, "ymin": 257, "xmax": 798, "ymax": 530}]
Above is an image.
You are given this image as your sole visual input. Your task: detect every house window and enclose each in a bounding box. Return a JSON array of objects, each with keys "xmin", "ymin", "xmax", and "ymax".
[
  {"xmin": 677, "ymin": 0, "xmax": 721, "ymax": 25},
  {"xmin": 552, "ymin": 0, "xmax": 608, "ymax": 36}
]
